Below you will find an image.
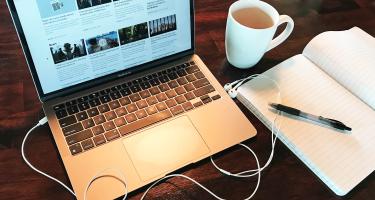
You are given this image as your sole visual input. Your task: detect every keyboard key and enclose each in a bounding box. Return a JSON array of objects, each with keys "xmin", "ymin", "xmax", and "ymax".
[
  {"xmin": 130, "ymin": 84, "xmax": 142, "ymax": 93},
  {"xmin": 125, "ymin": 113, "xmax": 137, "ymax": 123},
  {"xmin": 193, "ymin": 78, "xmax": 210, "ymax": 89},
  {"xmin": 89, "ymin": 98, "xmax": 101, "ymax": 107},
  {"xmin": 129, "ymin": 93, "xmax": 141, "ymax": 102},
  {"xmin": 62, "ymin": 123, "xmax": 83, "ymax": 136},
  {"xmin": 103, "ymin": 121, "xmax": 116, "ymax": 131},
  {"xmin": 59, "ymin": 116, "xmax": 77, "ymax": 127},
  {"xmin": 149, "ymin": 87, "xmax": 160, "ymax": 95},
  {"xmin": 110, "ymin": 91, "xmax": 121, "ymax": 100},
  {"xmin": 175, "ymin": 96, "xmax": 187, "ymax": 104},
  {"xmin": 177, "ymin": 77, "xmax": 188, "ymax": 85},
  {"xmin": 105, "ymin": 129, "xmax": 120, "ymax": 141},
  {"xmin": 93, "ymin": 115, "xmax": 106, "ymax": 125},
  {"xmin": 184, "ymin": 92, "xmax": 195, "ymax": 100},
  {"xmin": 212, "ymin": 94, "xmax": 221, "ymax": 100},
  {"xmin": 156, "ymin": 93, "xmax": 168, "ymax": 102},
  {"xmin": 194, "ymin": 101, "xmax": 203, "ymax": 108},
  {"xmin": 120, "ymin": 88, "xmax": 132, "ymax": 96},
  {"xmin": 109, "ymin": 100, "xmax": 121, "ymax": 109},
  {"xmin": 135, "ymin": 109, "xmax": 148, "ymax": 119},
  {"xmin": 182, "ymin": 102, "xmax": 194, "ymax": 111},
  {"xmin": 186, "ymin": 65, "xmax": 200, "ymax": 74},
  {"xmin": 146, "ymin": 96, "xmax": 158, "ymax": 105},
  {"xmin": 115, "ymin": 107, "xmax": 127, "ymax": 117},
  {"xmin": 104, "ymin": 111, "xmax": 117, "ymax": 121},
  {"xmin": 78, "ymin": 96, "xmax": 89, "ymax": 103},
  {"xmin": 98, "ymin": 104, "xmax": 110, "ymax": 113},
  {"xmin": 156, "ymin": 102, "xmax": 168, "ymax": 111},
  {"xmin": 139, "ymin": 90, "xmax": 151, "ymax": 99},
  {"xmin": 194, "ymin": 72, "xmax": 205, "ymax": 79},
  {"xmin": 165, "ymin": 99, "xmax": 177, "ymax": 108},
  {"xmin": 149, "ymin": 79, "xmax": 160, "ymax": 86},
  {"xmin": 100, "ymin": 95, "xmax": 111, "ymax": 103},
  {"xmin": 145, "ymin": 105, "xmax": 158, "ymax": 115},
  {"xmin": 170, "ymin": 105, "xmax": 184, "ymax": 116},
  {"xmin": 175, "ymin": 86, "xmax": 186, "ymax": 95},
  {"xmin": 54, "ymin": 104, "xmax": 65, "ymax": 111},
  {"xmin": 114, "ymin": 117, "xmax": 127, "ymax": 127},
  {"xmin": 119, "ymin": 110, "xmax": 172, "ymax": 136},
  {"xmin": 82, "ymin": 118, "xmax": 95, "ymax": 129},
  {"xmin": 186, "ymin": 74, "xmax": 197, "ymax": 82},
  {"xmin": 177, "ymin": 69, "xmax": 187, "ymax": 77},
  {"xmin": 66, "ymin": 100, "xmax": 77, "ymax": 107},
  {"xmin": 165, "ymin": 90, "xmax": 177, "ymax": 98},
  {"xmin": 159, "ymin": 75, "xmax": 169, "ymax": 83},
  {"xmin": 66, "ymin": 129, "xmax": 93, "ymax": 145},
  {"xmin": 202, "ymin": 97, "xmax": 212, "ymax": 104},
  {"xmin": 78, "ymin": 102, "xmax": 90, "ymax": 111},
  {"xmin": 119, "ymin": 97, "xmax": 131, "ymax": 106},
  {"xmin": 136, "ymin": 100, "xmax": 148, "ymax": 109},
  {"xmin": 92, "ymin": 125, "xmax": 105, "ymax": 135},
  {"xmin": 126, "ymin": 103, "xmax": 138, "ymax": 113},
  {"xmin": 81, "ymin": 139, "xmax": 95, "ymax": 150},
  {"xmin": 69, "ymin": 143, "xmax": 82, "ymax": 155},
  {"xmin": 56, "ymin": 109, "xmax": 68, "ymax": 119},
  {"xmin": 158, "ymin": 84, "xmax": 169, "ymax": 92},
  {"xmin": 193, "ymin": 85, "xmax": 215, "ymax": 97},
  {"xmin": 167, "ymin": 72, "xmax": 178, "ymax": 80},
  {"xmin": 184, "ymin": 83, "xmax": 195, "ymax": 92},
  {"xmin": 140, "ymin": 82, "xmax": 151, "ymax": 90},
  {"xmin": 87, "ymin": 108, "xmax": 99, "ymax": 117},
  {"xmin": 67, "ymin": 105, "xmax": 80, "ymax": 115},
  {"xmin": 89, "ymin": 92, "xmax": 100, "ymax": 99},
  {"xmin": 93, "ymin": 135, "xmax": 106, "ymax": 146},
  {"xmin": 168, "ymin": 80, "xmax": 179, "ymax": 89}
]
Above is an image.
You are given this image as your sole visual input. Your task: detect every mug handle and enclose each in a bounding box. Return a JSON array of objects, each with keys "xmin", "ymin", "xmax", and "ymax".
[{"xmin": 266, "ymin": 15, "xmax": 294, "ymax": 52}]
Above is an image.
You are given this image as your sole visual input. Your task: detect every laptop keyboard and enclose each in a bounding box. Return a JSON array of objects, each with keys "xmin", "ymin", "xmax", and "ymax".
[{"xmin": 53, "ymin": 61, "xmax": 222, "ymax": 155}]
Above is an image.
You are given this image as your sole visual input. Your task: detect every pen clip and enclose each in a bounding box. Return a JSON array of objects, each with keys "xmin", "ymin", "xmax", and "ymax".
[{"xmin": 323, "ymin": 118, "xmax": 345, "ymax": 126}]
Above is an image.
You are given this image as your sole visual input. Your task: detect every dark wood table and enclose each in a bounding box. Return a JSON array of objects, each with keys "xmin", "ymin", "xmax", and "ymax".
[{"xmin": 0, "ymin": 0, "xmax": 374, "ymax": 199}]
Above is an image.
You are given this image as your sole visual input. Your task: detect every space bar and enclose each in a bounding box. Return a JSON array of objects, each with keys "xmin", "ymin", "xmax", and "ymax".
[{"xmin": 119, "ymin": 110, "xmax": 173, "ymax": 136}]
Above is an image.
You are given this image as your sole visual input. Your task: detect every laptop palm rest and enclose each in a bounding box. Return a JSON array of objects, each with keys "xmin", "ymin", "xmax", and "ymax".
[{"xmin": 122, "ymin": 116, "xmax": 210, "ymax": 181}]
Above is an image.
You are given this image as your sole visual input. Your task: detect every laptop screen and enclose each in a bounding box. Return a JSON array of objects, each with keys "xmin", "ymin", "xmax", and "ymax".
[{"xmin": 12, "ymin": 0, "xmax": 192, "ymax": 95}]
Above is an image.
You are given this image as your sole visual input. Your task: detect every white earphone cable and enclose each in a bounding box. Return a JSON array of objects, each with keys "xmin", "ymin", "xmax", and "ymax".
[{"xmin": 22, "ymin": 74, "xmax": 281, "ymax": 200}]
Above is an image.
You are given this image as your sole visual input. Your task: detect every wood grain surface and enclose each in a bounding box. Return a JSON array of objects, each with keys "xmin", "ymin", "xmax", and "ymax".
[{"xmin": 0, "ymin": 0, "xmax": 374, "ymax": 199}]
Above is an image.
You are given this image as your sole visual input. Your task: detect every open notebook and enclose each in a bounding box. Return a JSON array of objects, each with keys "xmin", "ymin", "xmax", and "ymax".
[{"xmin": 237, "ymin": 27, "xmax": 375, "ymax": 196}]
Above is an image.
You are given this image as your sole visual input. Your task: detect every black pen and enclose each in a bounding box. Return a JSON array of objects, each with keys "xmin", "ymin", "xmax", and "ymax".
[{"xmin": 269, "ymin": 103, "xmax": 352, "ymax": 132}]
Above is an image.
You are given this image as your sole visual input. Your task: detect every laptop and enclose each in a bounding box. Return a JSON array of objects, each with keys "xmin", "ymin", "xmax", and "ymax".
[{"xmin": 7, "ymin": 0, "xmax": 256, "ymax": 199}]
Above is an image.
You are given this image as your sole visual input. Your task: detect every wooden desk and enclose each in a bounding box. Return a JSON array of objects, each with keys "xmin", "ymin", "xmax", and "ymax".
[{"xmin": 0, "ymin": 0, "xmax": 374, "ymax": 199}]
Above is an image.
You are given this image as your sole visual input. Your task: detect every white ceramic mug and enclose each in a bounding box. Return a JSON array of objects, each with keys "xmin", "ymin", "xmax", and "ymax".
[{"xmin": 225, "ymin": 0, "xmax": 294, "ymax": 69}]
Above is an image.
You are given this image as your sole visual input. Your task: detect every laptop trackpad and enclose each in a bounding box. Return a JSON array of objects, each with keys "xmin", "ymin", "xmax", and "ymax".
[{"xmin": 122, "ymin": 116, "xmax": 209, "ymax": 181}]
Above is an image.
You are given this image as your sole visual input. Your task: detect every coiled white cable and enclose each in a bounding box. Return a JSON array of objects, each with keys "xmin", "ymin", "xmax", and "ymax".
[
  {"xmin": 22, "ymin": 74, "xmax": 282, "ymax": 200},
  {"xmin": 140, "ymin": 143, "xmax": 261, "ymax": 200}
]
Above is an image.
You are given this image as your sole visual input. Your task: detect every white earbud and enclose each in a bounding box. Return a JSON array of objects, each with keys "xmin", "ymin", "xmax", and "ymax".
[{"xmin": 228, "ymin": 89, "xmax": 238, "ymax": 98}]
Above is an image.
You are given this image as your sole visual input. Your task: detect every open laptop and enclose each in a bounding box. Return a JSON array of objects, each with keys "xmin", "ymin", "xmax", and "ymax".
[{"xmin": 7, "ymin": 0, "xmax": 256, "ymax": 199}]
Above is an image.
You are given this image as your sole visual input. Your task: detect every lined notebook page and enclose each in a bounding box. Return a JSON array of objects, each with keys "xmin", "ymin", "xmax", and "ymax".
[
  {"xmin": 237, "ymin": 54, "xmax": 375, "ymax": 196},
  {"xmin": 303, "ymin": 27, "xmax": 375, "ymax": 109}
]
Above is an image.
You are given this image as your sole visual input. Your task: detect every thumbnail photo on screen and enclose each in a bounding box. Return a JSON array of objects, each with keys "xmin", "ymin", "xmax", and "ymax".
[
  {"xmin": 86, "ymin": 31, "xmax": 119, "ymax": 54},
  {"xmin": 49, "ymin": 39, "xmax": 87, "ymax": 64},
  {"xmin": 76, "ymin": 0, "xmax": 112, "ymax": 10},
  {"xmin": 118, "ymin": 22, "xmax": 149, "ymax": 45},
  {"xmin": 149, "ymin": 14, "xmax": 177, "ymax": 37}
]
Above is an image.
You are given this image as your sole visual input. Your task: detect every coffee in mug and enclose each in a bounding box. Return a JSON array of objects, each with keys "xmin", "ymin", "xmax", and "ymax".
[
  {"xmin": 226, "ymin": 0, "xmax": 294, "ymax": 69},
  {"xmin": 232, "ymin": 7, "xmax": 274, "ymax": 29}
]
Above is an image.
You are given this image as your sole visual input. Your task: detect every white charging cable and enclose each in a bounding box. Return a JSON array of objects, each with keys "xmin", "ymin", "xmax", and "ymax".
[
  {"xmin": 21, "ymin": 118, "xmax": 128, "ymax": 200},
  {"xmin": 140, "ymin": 143, "xmax": 261, "ymax": 200},
  {"xmin": 22, "ymin": 74, "xmax": 282, "ymax": 200},
  {"xmin": 21, "ymin": 117, "xmax": 76, "ymax": 196}
]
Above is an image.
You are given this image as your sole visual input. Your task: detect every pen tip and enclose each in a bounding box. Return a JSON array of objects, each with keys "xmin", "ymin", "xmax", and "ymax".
[{"xmin": 269, "ymin": 103, "xmax": 277, "ymax": 108}]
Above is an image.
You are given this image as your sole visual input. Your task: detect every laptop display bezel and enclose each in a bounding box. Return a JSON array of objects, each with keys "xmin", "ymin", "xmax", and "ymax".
[{"xmin": 6, "ymin": 0, "xmax": 195, "ymax": 102}]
